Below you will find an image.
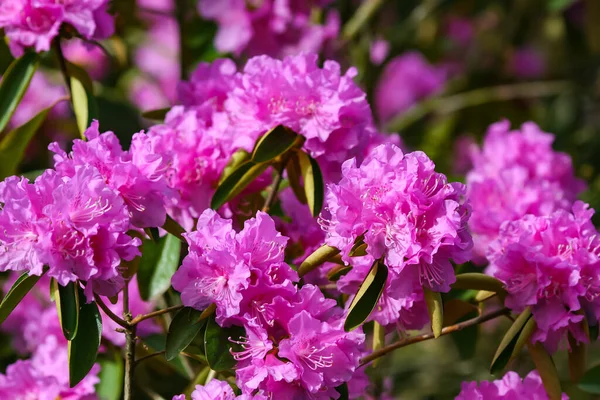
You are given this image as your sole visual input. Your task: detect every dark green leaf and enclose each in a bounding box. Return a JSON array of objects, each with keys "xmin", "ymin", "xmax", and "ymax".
[
  {"xmin": 452, "ymin": 273, "xmax": 507, "ymax": 296},
  {"xmin": 251, "ymin": 125, "xmax": 301, "ymax": 163},
  {"xmin": 70, "ymin": 69, "xmax": 98, "ymax": 136},
  {"xmin": 53, "ymin": 280, "xmax": 80, "ymax": 340},
  {"xmin": 0, "ymin": 270, "xmax": 46, "ymax": 324},
  {"xmin": 166, "ymin": 307, "xmax": 207, "ymax": 361},
  {"xmin": 298, "ymin": 244, "xmax": 340, "ymax": 277},
  {"xmin": 297, "ymin": 151, "xmax": 324, "ymax": 217},
  {"xmin": 137, "ymin": 234, "xmax": 181, "ymax": 301},
  {"xmin": 204, "ymin": 316, "xmax": 245, "ymax": 371},
  {"xmin": 97, "ymin": 353, "xmax": 124, "ymax": 400},
  {"xmin": 335, "ymin": 383, "xmax": 349, "ymax": 400},
  {"xmin": 220, "ymin": 149, "xmax": 250, "ymax": 184},
  {"xmin": 141, "ymin": 108, "xmax": 171, "ymax": 121},
  {"xmin": 0, "ymin": 52, "xmax": 39, "ymax": 133},
  {"xmin": 327, "ymin": 264, "xmax": 353, "ymax": 281},
  {"xmin": 424, "ymin": 288, "xmax": 443, "ymax": 338},
  {"xmin": 0, "ymin": 106, "xmax": 53, "ymax": 179},
  {"xmin": 344, "ymin": 260, "xmax": 388, "ymax": 331},
  {"xmin": 69, "ymin": 297, "xmax": 102, "ymax": 387},
  {"xmin": 286, "ymin": 151, "xmax": 307, "ymax": 204},
  {"xmin": 145, "ymin": 227, "xmax": 160, "ymax": 243},
  {"xmin": 490, "ymin": 308, "xmax": 534, "ymax": 374},
  {"xmin": 579, "ymin": 364, "xmax": 600, "ymax": 394},
  {"xmin": 211, "ymin": 160, "xmax": 269, "ymax": 210}
]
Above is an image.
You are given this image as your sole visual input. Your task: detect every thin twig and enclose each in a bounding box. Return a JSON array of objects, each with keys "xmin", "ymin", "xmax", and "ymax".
[
  {"xmin": 123, "ymin": 281, "xmax": 136, "ymax": 400},
  {"xmin": 52, "ymin": 38, "xmax": 72, "ymax": 97},
  {"xmin": 94, "ymin": 293, "xmax": 129, "ymax": 329},
  {"xmin": 130, "ymin": 304, "xmax": 184, "ymax": 326},
  {"xmin": 262, "ymin": 158, "xmax": 289, "ymax": 213},
  {"xmin": 359, "ymin": 307, "xmax": 510, "ymax": 367},
  {"xmin": 134, "ymin": 350, "xmax": 166, "ymax": 367}
]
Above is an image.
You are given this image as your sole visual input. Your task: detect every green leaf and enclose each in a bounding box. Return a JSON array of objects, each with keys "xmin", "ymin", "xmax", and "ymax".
[
  {"xmin": 0, "ymin": 52, "xmax": 39, "ymax": 133},
  {"xmin": 327, "ymin": 264, "xmax": 353, "ymax": 282},
  {"xmin": 579, "ymin": 364, "xmax": 600, "ymax": 394},
  {"xmin": 335, "ymin": 383, "xmax": 349, "ymax": 400},
  {"xmin": 349, "ymin": 243, "xmax": 368, "ymax": 257},
  {"xmin": 204, "ymin": 316, "xmax": 245, "ymax": 371},
  {"xmin": 220, "ymin": 149, "xmax": 250, "ymax": 184},
  {"xmin": 0, "ymin": 106, "xmax": 52, "ymax": 179},
  {"xmin": 211, "ymin": 160, "xmax": 270, "ymax": 210},
  {"xmin": 452, "ymin": 273, "xmax": 507, "ymax": 296},
  {"xmin": 298, "ymin": 244, "xmax": 340, "ymax": 277},
  {"xmin": 52, "ymin": 280, "xmax": 80, "ymax": 341},
  {"xmin": 490, "ymin": 308, "xmax": 534, "ymax": 374},
  {"xmin": 0, "ymin": 270, "xmax": 46, "ymax": 325},
  {"xmin": 97, "ymin": 352, "xmax": 124, "ymax": 400},
  {"xmin": 70, "ymin": 69, "xmax": 98, "ymax": 137},
  {"xmin": 69, "ymin": 297, "xmax": 102, "ymax": 387},
  {"xmin": 528, "ymin": 342, "xmax": 562, "ymax": 400},
  {"xmin": 568, "ymin": 333, "xmax": 586, "ymax": 383},
  {"xmin": 251, "ymin": 125, "xmax": 301, "ymax": 163},
  {"xmin": 141, "ymin": 107, "xmax": 171, "ymax": 121},
  {"xmin": 137, "ymin": 234, "xmax": 181, "ymax": 301},
  {"xmin": 344, "ymin": 260, "xmax": 388, "ymax": 331},
  {"xmin": 547, "ymin": 0, "xmax": 576, "ymax": 11},
  {"xmin": 144, "ymin": 227, "xmax": 160, "ymax": 243},
  {"xmin": 444, "ymin": 300, "xmax": 479, "ymax": 360},
  {"xmin": 424, "ymin": 288, "xmax": 443, "ymax": 338},
  {"xmin": 297, "ymin": 151, "xmax": 324, "ymax": 217},
  {"xmin": 286, "ymin": 151, "xmax": 307, "ymax": 204},
  {"xmin": 166, "ymin": 307, "xmax": 207, "ymax": 361},
  {"xmin": 372, "ymin": 322, "xmax": 385, "ymax": 367}
]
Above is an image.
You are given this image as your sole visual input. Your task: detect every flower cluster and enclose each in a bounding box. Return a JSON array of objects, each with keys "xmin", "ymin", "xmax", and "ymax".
[
  {"xmin": 172, "ymin": 209, "xmax": 365, "ymax": 398},
  {"xmin": 0, "ymin": 121, "xmax": 175, "ymax": 298},
  {"xmin": 487, "ymin": 201, "xmax": 600, "ymax": 352},
  {"xmin": 0, "ymin": 0, "xmax": 114, "ymax": 57},
  {"xmin": 320, "ymin": 143, "xmax": 472, "ymax": 327},
  {"xmin": 197, "ymin": 0, "xmax": 339, "ymax": 58},
  {"xmin": 456, "ymin": 370, "xmax": 568, "ymax": 399},
  {"xmin": 466, "ymin": 120, "xmax": 585, "ymax": 262},
  {"xmin": 375, "ymin": 52, "xmax": 446, "ymax": 123}
]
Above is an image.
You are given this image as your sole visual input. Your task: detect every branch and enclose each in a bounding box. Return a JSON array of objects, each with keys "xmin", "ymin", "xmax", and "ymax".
[
  {"xmin": 94, "ymin": 293, "xmax": 129, "ymax": 329},
  {"xmin": 134, "ymin": 350, "xmax": 165, "ymax": 367},
  {"xmin": 385, "ymin": 81, "xmax": 572, "ymax": 132},
  {"xmin": 262, "ymin": 158, "xmax": 288, "ymax": 213},
  {"xmin": 123, "ymin": 281, "xmax": 136, "ymax": 400},
  {"xmin": 130, "ymin": 304, "xmax": 184, "ymax": 326},
  {"xmin": 359, "ymin": 307, "xmax": 510, "ymax": 367}
]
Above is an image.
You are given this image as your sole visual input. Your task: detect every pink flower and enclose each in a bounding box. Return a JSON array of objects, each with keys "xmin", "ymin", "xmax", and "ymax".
[
  {"xmin": 0, "ymin": 0, "xmax": 114, "ymax": 57},
  {"xmin": 488, "ymin": 202, "xmax": 599, "ymax": 352},
  {"xmin": 321, "ymin": 143, "xmax": 472, "ymax": 294},
  {"xmin": 62, "ymin": 39, "xmax": 110, "ymax": 80},
  {"xmin": 190, "ymin": 379, "xmax": 236, "ymax": 399},
  {"xmin": 178, "ymin": 59, "xmax": 237, "ymax": 111},
  {"xmin": 374, "ymin": 52, "xmax": 446, "ymax": 123},
  {"xmin": 225, "ymin": 53, "xmax": 375, "ymax": 181},
  {"xmin": 198, "ymin": 0, "xmax": 338, "ymax": 57},
  {"xmin": 467, "ymin": 120, "xmax": 585, "ymax": 262},
  {"xmin": 370, "ymin": 38, "xmax": 390, "ymax": 65},
  {"xmin": 456, "ymin": 370, "xmax": 569, "ymax": 399}
]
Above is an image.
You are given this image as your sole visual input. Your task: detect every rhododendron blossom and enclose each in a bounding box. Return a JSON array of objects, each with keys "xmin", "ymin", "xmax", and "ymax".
[
  {"xmin": 456, "ymin": 370, "xmax": 569, "ymax": 399},
  {"xmin": 487, "ymin": 201, "xmax": 600, "ymax": 352},
  {"xmin": 467, "ymin": 120, "xmax": 585, "ymax": 262}
]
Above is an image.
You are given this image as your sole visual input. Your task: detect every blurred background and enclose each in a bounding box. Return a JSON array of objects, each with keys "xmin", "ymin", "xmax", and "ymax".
[{"xmin": 2, "ymin": 0, "xmax": 600, "ymax": 398}]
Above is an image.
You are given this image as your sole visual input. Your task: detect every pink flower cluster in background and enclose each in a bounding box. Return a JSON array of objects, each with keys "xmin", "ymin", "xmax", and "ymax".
[
  {"xmin": 0, "ymin": 0, "xmax": 114, "ymax": 57},
  {"xmin": 457, "ymin": 370, "xmax": 569, "ymax": 399},
  {"xmin": 172, "ymin": 209, "xmax": 365, "ymax": 399}
]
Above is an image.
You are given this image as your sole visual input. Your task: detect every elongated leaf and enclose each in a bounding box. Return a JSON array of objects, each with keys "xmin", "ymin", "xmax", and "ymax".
[
  {"xmin": 297, "ymin": 151, "xmax": 324, "ymax": 217},
  {"xmin": 286, "ymin": 151, "xmax": 307, "ymax": 204},
  {"xmin": 0, "ymin": 270, "xmax": 46, "ymax": 324},
  {"xmin": 137, "ymin": 234, "xmax": 181, "ymax": 301},
  {"xmin": 211, "ymin": 161, "xmax": 269, "ymax": 210},
  {"xmin": 298, "ymin": 244, "xmax": 340, "ymax": 277},
  {"xmin": 141, "ymin": 108, "xmax": 171, "ymax": 120},
  {"xmin": 568, "ymin": 333, "xmax": 586, "ymax": 383},
  {"xmin": 528, "ymin": 342, "xmax": 562, "ymax": 400},
  {"xmin": 327, "ymin": 264, "xmax": 353, "ymax": 282},
  {"xmin": 163, "ymin": 215, "xmax": 186, "ymax": 242},
  {"xmin": 452, "ymin": 273, "xmax": 507, "ymax": 296},
  {"xmin": 220, "ymin": 149, "xmax": 250, "ymax": 184},
  {"xmin": 52, "ymin": 280, "xmax": 80, "ymax": 340},
  {"xmin": 0, "ymin": 52, "xmax": 39, "ymax": 132},
  {"xmin": 69, "ymin": 298, "xmax": 102, "ymax": 387},
  {"xmin": 344, "ymin": 260, "xmax": 388, "ymax": 331},
  {"xmin": 0, "ymin": 106, "xmax": 52, "ymax": 179},
  {"xmin": 372, "ymin": 322, "xmax": 386, "ymax": 367},
  {"xmin": 490, "ymin": 308, "xmax": 533, "ymax": 374},
  {"xmin": 204, "ymin": 316, "xmax": 245, "ymax": 371},
  {"xmin": 424, "ymin": 288, "xmax": 443, "ymax": 338},
  {"xmin": 97, "ymin": 353, "xmax": 124, "ymax": 400},
  {"xmin": 579, "ymin": 364, "xmax": 600, "ymax": 394},
  {"xmin": 350, "ymin": 243, "xmax": 368, "ymax": 257},
  {"xmin": 70, "ymin": 70, "xmax": 98, "ymax": 137},
  {"xmin": 166, "ymin": 307, "xmax": 207, "ymax": 361},
  {"xmin": 252, "ymin": 125, "xmax": 301, "ymax": 163}
]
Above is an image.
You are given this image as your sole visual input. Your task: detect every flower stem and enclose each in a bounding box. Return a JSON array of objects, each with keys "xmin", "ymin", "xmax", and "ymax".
[
  {"xmin": 94, "ymin": 293, "xmax": 129, "ymax": 329},
  {"xmin": 123, "ymin": 280, "xmax": 136, "ymax": 400},
  {"xmin": 262, "ymin": 158, "xmax": 289, "ymax": 213},
  {"xmin": 359, "ymin": 307, "xmax": 510, "ymax": 367}
]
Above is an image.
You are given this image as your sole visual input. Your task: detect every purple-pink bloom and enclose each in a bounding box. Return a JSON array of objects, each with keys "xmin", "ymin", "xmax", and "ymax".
[
  {"xmin": 63, "ymin": 39, "xmax": 110, "ymax": 80},
  {"xmin": 456, "ymin": 370, "xmax": 569, "ymax": 399},
  {"xmin": 178, "ymin": 59, "xmax": 237, "ymax": 112},
  {"xmin": 374, "ymin": 52, "xmax": 446, "ymax": 123},
  {"xmin": 321, "ymin": 143, "xmax": 472, "ymax": 294},
  {"xmin": 488, "ymin": 202, "xmax": 599, "ymax": 352},
  {"xmin": 0, "ymin": 0, "xmax": 114, "ymax": 57},
  {"xmin": 466, "ymin": 120, "xmax": 585, "ymax": 262},
  {"xmin": 370, "ymin": 38, "xmax": 390, "ymax": 65}
]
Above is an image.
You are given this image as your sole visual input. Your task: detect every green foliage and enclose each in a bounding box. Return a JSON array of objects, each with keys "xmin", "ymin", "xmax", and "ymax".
[
  {"xmin": 166, "ymin": 307, "xmax": 207, "ymax": 361},
  {"xmin": 0, "ymin": 270, "xmax": 46, "ymax": 325},
  {"xmin": 97, "ymin": 352, "xmax": 124, "ymax": 400},
  {"xmin": 251, "ymin": 125, "xmax": 302, "ymax": 163},
  {"xmin": 344, "ymin": 259, "xmax": 388, "ymax": 331},
  {"xmin": 0, "ymin": 52, "xmax": 39, "ymax": 133},
  {"xmin": 52, "ymin": 280, "xmax": 80, "ymax": 341},
  {"xmin": 211, "ymin": 160, "xmax": 270, "ymax": 210},
  {"xmin": 203, "ymin": 316, "xmax": 245, "ymax": 371},
  {"xmin": 296, "ymin": 151, "xmax": 324, "ymax": 217},
  {"xmin": 68, "ymin": 294, "xmax": 102, "ymax": 387},
  {"xmin": 424, "ymin": 289, "xmax": 443, "ymax": 338},
  {"xmin": 579, "ymin": 364, "xmax": 600, "ymax": 394},
  {"xmin": 71, "ymin": 68, "xmax": 99, "ymax": 137},
  {"xmin": 490, "ymin": 308, "xmax": 535, "ymax": 374},
  {"xmin": 137, "ymin": 234, "xmax": 181, "ymax": 301}
]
